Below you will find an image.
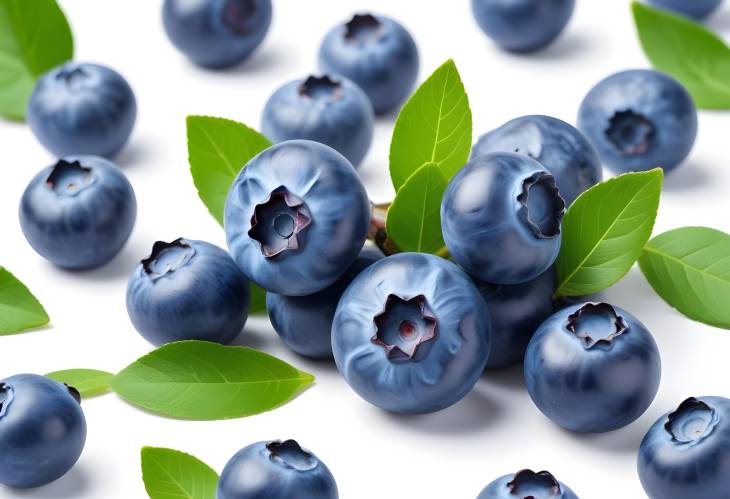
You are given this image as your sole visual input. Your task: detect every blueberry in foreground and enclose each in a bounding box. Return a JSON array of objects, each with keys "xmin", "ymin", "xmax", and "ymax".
[
  {"xmin": 27, "ymin": 62, "xmax": 136, "ymax": 158},
  {"xmin": 577, "ymin": 69, "xmax": 697, "ymax": 174},
  {"xmin": 267, "ymin": 246, "xmax": 383, "ymax": 359},
  {"xmin": 224, "ymin": 140, "xmax": 370, "ymax": 296},
  {"xmin": 471, "ymin": 0, "xmax": 575, "ymax": 53},
  {"xmin": 162, "ymin": 0, "xmax": 272, "ymax": 68},
  {"xmin": 318, "ymin": 13, "xmax": 419, "ymax": 115},
  {"xmin": 477, "ymin": 469, "xmax": 579, "ymax": 498},
  {"xmin": 126, "ymin": 238, "xmax": 249, "ymax": 346},
  {"xmin": 472, "ymin": 115, "xmax": 602, "ymax": 205},
  {"xmin": 332, "ymin": 252, "xmax": 491, "ymax": 414},
  {"xmin": 0, "ymin": 374, "xmax": 86, "ymax": 489},
  {"xmin": 638, "ymin": 396, "xmax": 730, "ymax": 499},
  {"xmin": 525, "ymin": 302, "xmax": 661, "ymax": 433},
  {"xmin": 19, "ymin": 156, "xmax": 137, "ymax": 270},
  {"xmin": 217, "ymin": 439, "xmax": 338, "ymax": 499},
  {"xmin": 441, "ymin": 152, "xmax": 565, "ymax": 285},
  {"xmin": 646, "ymin": 0, "xmax": 723, "ymax": 20}
]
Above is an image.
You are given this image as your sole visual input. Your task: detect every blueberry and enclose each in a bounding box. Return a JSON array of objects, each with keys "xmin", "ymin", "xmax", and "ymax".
[
  {"xmin": 217, "ymin": 439, "xmax": 338, "ymax": 499},
  {"xmin": 224, "ymin": 140, "xmax": 370, "ymax": 296},
  {"xmin": 0, "ymin": 374, "xmax": 86, "ymax": 489},
  {"xmin": 638, "ymin": 396, "xmax": 730, "ymax": 499},
  {"xmin": 266, "ymin": 246, "xmax": 383, "ymax": 359},
  {"xmin": 646, "ymin": 0, "xmax": 723, "ymax": 20},
  {"xmin": 471, "ymin": 0, "xmax": 575, "ymax": 53},
  {"xmin": 331, "ymin": 252, "xmax": 491, "ymax": 414},
  {"xmin": 472, "ymin": 115, "xmax": 602, "ymax": 205},
  {"xmin": 524, "ymin": 302, "xmax": 661, "ymax": 433},
  {"xmin": 577, "ymin": 69, "xmax": 697, "ymax": 174},
  {"xmin": 19, "ymin": 156, "xmax": 137, "ymax": 270},
  {"xmin": 162, "ymin": 0, "xmax": 272, "ymax": 68},
  {"xmin": 318, "ymin": 13, "xmax": 419, "ymax": 115},
  {"xmin": 477, "ymin": 469, "xmax": 579, "ymax": 499},
  {"xmin": 261, "ymin": 75, "xmax": 374, "ymax": 168},
  {"xmin": 126, "ymin": 238, "xmax": 249, "ymax": 345},
  {"xmin": 477, "ymin": 269, "xmax": 556, "ymax": 369},
  {"xmin": 441, "ymin": 152, "xmax": 565, "ymax": 285}
]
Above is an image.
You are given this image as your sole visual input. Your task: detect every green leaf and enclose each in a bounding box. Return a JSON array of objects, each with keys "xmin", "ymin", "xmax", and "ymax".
[
  {"xmin": 0, "ymin": 267, "xmax": 49, "ymax": 334},
  {"xmin": 46, "ymin": 369, "xmax": 113, "ymax": 398},
  {"xmin": 632, "ymin": 1, "xmax": 730, "ymax": 109},
  {"xmin": 248, "ymin": 285, "xmax": 266, "ymax": 315},
  {"xmin": 389, "ymin": 59, "xmax": 471, "ymax": 191},
  {"xmin": 386, "ymin": 162, "xmax": 448, "ymax": 254},
  {"xmin": 110, "ymin": 340, "xmax": 314, "ymax": 420},
  {"xmin": 555, "ymin": 169, "xmax": 663, "ymax": 297},
  {"xmin": 0, "ymin": 0, "xmax": 73, "ymax": 120},
  {"xmin": 141, "ymin": 447, "xmax": 218, "ymax": 499},
  {"xmin": 639, "ymin": 227, "xmax": 730, "ymax": 329}
]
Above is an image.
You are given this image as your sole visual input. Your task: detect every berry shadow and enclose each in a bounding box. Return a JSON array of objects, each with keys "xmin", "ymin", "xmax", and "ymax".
[
  {"xmin": 510, "ymin": 30, "xmax": 596, "ymax": 62},
  {"xmin": 114, "ymin": 137, "xmax": 155, "ymax": 170},
  {"xmin": 707, "ymin": 8, "xmax": 730, "ymax": 34},
  {"xmin": 205, "ymin": 41, "xmax": 290, "ymax": 77},
  {"xmin": 67, "ymin": 237, "xmax": 149, "ymax": 282},
  {"xmin": 661, "ymin": 160, "xmax": 714, "ymax": 192},
  {"xmin": 483, "ymin": 363, "xmax": 526, "ymax": 391},
  {"xmin": 8, "ymin": 464, "xmax": 92, "ymax": 499}
]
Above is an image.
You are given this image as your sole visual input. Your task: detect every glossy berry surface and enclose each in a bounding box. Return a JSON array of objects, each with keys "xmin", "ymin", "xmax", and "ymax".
[
  {"xmin": 525, "ymin": 302, "xmax": 661, "ymax": 433},
  {"xmin": 266, "ymin": 246, "xmax": 383, "ymax": 359},
  {"xmin": 217, "ymin": 439, "xmax": 338, "ymax": 499},
  {"xmin": 477, "ymin": 269, "xmax": 556, "ymax": 369},
  {"xmin": 577, "ymin": 69, "xmax": 697, "ymax": 174},
  {"xmin": 332, "ymin": 252, "xmax": 491, "ymax": 414},
  {"xmin": 441, "ymin": 152, "xmax": 565, "ymax": 285},
  {"xmin": 477, "ymin": 469, "xmax": 579, "ymax": 499},
  {"xmin": 472, "ymin": 115, "xmax": 602, "ymax": 205},
  {"xmin": 19, "ymin": 156, "xmax": 137, "ymax": 270},
  {"xmin": 646, "ymin": 0, "xmax": 723, "ymax": 19},
  {"xmin": 126, "ymin": 238, "xmax": 249, "ymax": 346},
  {"xmin": 0, "ymin": 374, "xmax": 86, "ymax": 489},
  {"xmin": 224, "ymin": 140, "xmax": 370, "ymax": 296},
  {"xmin": 471, "ymin": 0, "xmax": 575, "ymax": 53},
  {"xmin": 162, "ymin": 0, "xmax": 272, "ymax": 68},
  {"xmin": 261, "ymin": 74, "xmax": 374, "ymax": 167},
  {"xmin": 638, "ymin": 396, "xmax": 730, "ymax": 499},
  {"xmin": 318, "ymin": 13, "xmax": 419, "ymax": 115},
  {"xmin": 28, "ymin": 62, "xmax": 136, "ymax": 158}
]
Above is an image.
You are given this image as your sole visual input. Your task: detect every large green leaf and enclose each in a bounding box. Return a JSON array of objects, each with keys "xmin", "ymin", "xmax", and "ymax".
[
  {"xmin": 555, "ymin": 169, "xmax": 663, "ymax": 297},
  {"xmin": 639, "ymin": 227, "xmax": 730, "ymax": 329},
  {"xmin": 632, "ymin": 1, "xmax": 730, "ymax": 109},
  {"xmin": 389, "ymin": 59, "xmax": 471, "ymax": 191},
  {"xmin": 110, "ymin": 341, "xmax": 314, "ymax": 420},
  {"xmin": 141, "ymin": 447, "xmax": 218, "ymax": 499},
  {"xmin": 46, "ymin": 369, "xmax": 113, "ymax": 398},
  {"xmin": 0, "ymin": 0, "xmax": 73, "ymax": 120},
  {"xmin": 0, "ymin": 267, "xmax": 49, "ymax": 334}
]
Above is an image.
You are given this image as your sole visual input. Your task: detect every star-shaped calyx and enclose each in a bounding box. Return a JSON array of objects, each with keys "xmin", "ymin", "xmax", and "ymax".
[
  {"xmin": 517, "ymin": 171, "xmax": 565, "ymax": 240},
  {"xmin": 371, "ymin": 294, "xmax": 437, "ymax": 361},
  {"xmin": 46, "ymin": 159, "xmax": 96, "ymax": 197},
  {"xmin": 507, "ymin": 469, "xmax": 562, "ymax": 497},
  {"xmin": 298, "ymin": 75, "xmax": 342, "ymax": 101},
  {"xmin": 664, "ymin": 397, "xmax": 718, "ymax": 445},
  {"xmin": 344, "ymin": 13, "xmax": 383, "ymax": 42},
  {"xmin": 248, "ymin": 187, "xmax": 311, "ymax": 258},
  {"xmin": 566, "ymin": 302, "xmax": 628, "ymax": 349}
]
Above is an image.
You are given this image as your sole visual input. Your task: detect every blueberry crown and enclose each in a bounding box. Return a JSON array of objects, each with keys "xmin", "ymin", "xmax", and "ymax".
[
  {"xmin": 566, "ymin": 302, "xmax": 628, "ymax": 349},
  {"xmin": 507, "ymin": 469, "xmax": 562, "ymax": 496}
]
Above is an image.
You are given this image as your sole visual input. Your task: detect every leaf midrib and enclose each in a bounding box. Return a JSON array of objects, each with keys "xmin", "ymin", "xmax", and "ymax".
[{"xmin": 643, "ymin": 245, "xmax": 730, "ymax": 286}]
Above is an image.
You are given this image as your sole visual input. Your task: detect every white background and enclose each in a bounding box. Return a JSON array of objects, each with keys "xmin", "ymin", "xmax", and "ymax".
[{"xmin": 2, "ymin": 1, "xmax": 730, "ymax": 497}]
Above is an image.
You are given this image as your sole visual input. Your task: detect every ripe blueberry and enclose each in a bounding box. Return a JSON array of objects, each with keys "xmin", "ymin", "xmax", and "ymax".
[
  {"xmin": 646, "ymin": 0, "xmax": 723, "ymax": 20},
  {"xmin": 477, "ymin": 469, "xmax": 579, "ymax": 499}
]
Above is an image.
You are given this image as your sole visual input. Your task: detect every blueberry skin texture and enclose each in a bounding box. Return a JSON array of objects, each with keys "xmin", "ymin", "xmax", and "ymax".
[
  {"xmin": 224, "ymin": 140, "xmax": 370, "ymax": 296},
  {"xmin": 477, "ymin": 268, "xmax": 556, "ymax": 369},
  {"xmin": 19, "ymin": 156, "xmax": 137, "ymax": 270},
  {"xmin": 217, "ymin": 439, "xmax": 338, "ymax": 499},
  {"xmin": 646, "ymin": 0, "xmax": 723, "ymax": 20},
  {"xmin": 471, "ymin": 0, "xmax": 575, "ymax": 53},
  {"xmin": 27, "ymin": 62, "xmax": 136, "ymax": 158},
  {"xmin": 261, "ymin": 75, "xmax": 374, "ymax": 168},
  {"xmin": 266, "ymin": 246, "xmax": 383, "ymax": 359},
  {"xmin": 332, "ymin": 252, "xmax": 491, "ymax": 414},
  {"xmin": 126, "ymin": 238, "xmax": 249, "ymax": 346},
  {"xmin": 524, "ymin": 302, "xmax": 661, "ymax": 433},
  {"xmin": 318, "ymin": 14, "xmax": 419, "ymax": 115},
  {"xmin": 441, "ymin": 152, "xmax": 565, "ymax": 285},
  {"xmin": 477, "ymin": 469, "xmax": 579, "ymax": 499},
  {"xmin": 0, "ymin": 374, "xmax": 86, "ymax": 489},
  {"xmin": 472, "ymin": 115, "xmax": 602, "ymax": 205},
  {"xmin": 162, "ymin": 0, "xmax": 272, "ymax": 68},
  {"xmin": 638, "ymin": 396, "xmax": 730, "ymax": 499},
  {"xmin": 577, "ymin": 69, "xmax": 697, "ymax": 174}
]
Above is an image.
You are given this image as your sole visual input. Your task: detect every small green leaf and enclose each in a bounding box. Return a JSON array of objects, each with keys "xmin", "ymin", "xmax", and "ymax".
[
  {"xmin": 386, "ymin": 162, "xmax": 448, "ymax": 254},
  {"xmin": 632, "ymin": 1, "xmax": 730, "ymax": 109},
  {"xmin": 110, "ymin": 340, "xmax": 314, "ymax": 420},
  {"xmin": 555, "ymin": 169, "xmax": 663, "ymax": 297},
  {"xmin": 639, "ymin": 227, "xmax": 730, "ymax": 329},
  {"xmin": 389, "ymin": 59, "xmax": 471, "ymax": 191},
  {"xmin": 0, "ymin": 0, "xmax": 73, "ymax": 120},
  {"xmin": 46, "ymin": 369, "xmax": 113, "ymax": 398},
  {"xmin": 141, "ymin": 447, "xmax": 218, "ymax": 499},
  {"xmin": 248, "ymin": 284, "xmax": 266, "ymax": 315},
  {"xmin": 0, "ymin": 267, "xmax": 49, "ymax": 334}
]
